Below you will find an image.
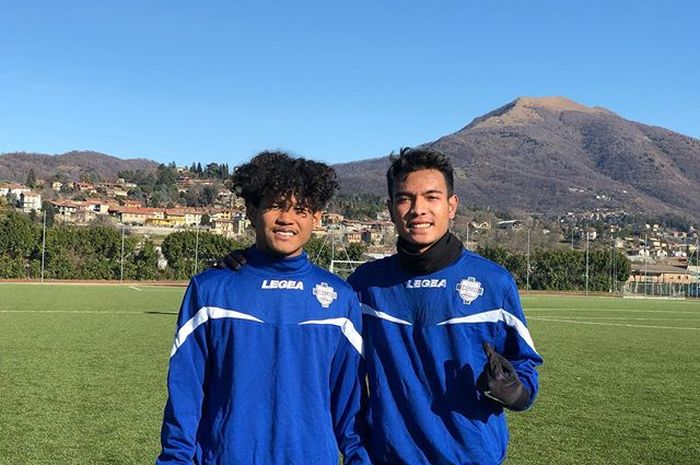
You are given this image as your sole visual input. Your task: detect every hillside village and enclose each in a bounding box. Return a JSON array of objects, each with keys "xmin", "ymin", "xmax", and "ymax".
[
  {"xmin": 3, "ymin": 153, "xmax": 700, "ymax": 295},
  {"xmin": 0, "ymin": 166, "xmax": 397, "ymax": 257}
]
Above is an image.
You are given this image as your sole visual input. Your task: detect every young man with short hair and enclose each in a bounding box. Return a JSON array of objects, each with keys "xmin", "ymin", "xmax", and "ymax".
[
  {"xmin": 156, "ymin": 151, "xmax": 370, "ymax": 465},
  {"xmin": 347, "ymin": 148, "xmax": 542, "ymax": 465}
]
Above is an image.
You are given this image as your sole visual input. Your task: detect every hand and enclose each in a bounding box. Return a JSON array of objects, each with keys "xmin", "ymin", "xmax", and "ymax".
[
  {"xmin": 216, "ymin": 250, "xmax": 247, "ymax": 271},
  {"xmin": 479, "ymin": 343, "xmax": 530, "ymax": 411}
]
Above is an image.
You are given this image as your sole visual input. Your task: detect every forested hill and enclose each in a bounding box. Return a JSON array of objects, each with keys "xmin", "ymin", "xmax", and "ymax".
[
  {"xmin": 0, "ymin": 150, "xmax": 159, "ymax": 183},
  {"xmin": 334, "ymin": 96, "xmax": 700, "ymax": 221}
]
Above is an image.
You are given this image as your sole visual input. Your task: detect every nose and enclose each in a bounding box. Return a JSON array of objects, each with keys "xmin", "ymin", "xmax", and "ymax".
[
  {"xmin": 410, "ymin": 197, "xmax": 428, "ymax": 216},
  {"xmin": 275, "ymin": 207, "xmax": 294, "ymax": 224}
]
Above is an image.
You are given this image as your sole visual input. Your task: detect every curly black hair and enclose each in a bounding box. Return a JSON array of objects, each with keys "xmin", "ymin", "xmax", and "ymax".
[
  {"xmin": 386, "ymin": 147, "xmax": 454, "ymax": 198},
  {"xmin": 232, "ymin": 150, "xmax": 338, "ymax": 212}
]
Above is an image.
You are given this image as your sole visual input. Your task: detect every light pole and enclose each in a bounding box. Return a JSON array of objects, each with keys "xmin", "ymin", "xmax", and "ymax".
[
  {"xmin": 41, "ymin": 210, "xmax": 47, "ymax": 282},
  {"xmin": 585, "ymin": 231, "xmax": 589, "ymax": 295},
  {"xmin": 120, "ymin": 225, "xmax": 125, "ymax": 282},
  {"xmin": 526, "ymin": 228, "xmax": 531, "ymax": 292},
  {"xmin": 194, "ymin": 224, "xmax": 200, "ymax": 276}
]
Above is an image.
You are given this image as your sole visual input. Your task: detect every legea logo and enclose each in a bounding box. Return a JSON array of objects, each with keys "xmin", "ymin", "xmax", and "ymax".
[
  {"xmin": 405, "ymin": 278, "xmax": 447, "ymax": 289},
  {"xmin": 261, "ymin": 279, "xmax": 305, "ymax": 290}
]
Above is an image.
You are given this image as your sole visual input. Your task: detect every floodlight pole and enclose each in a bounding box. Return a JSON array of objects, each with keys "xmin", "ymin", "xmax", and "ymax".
[
  {"xmin": 526, "ymin": 229, "xmax": 530, "ymax": 292},
  {"xmin": 120, "ymin": 225, "xmax": 125, "ymax": 282},
  {"xmin": 644, "ymin": 234, "xmax": 648, "ymax": 297},
  {"xmin": 585, "ymin": 232, "xmax": 589, "ymax": 295},
  {"xmin": 465, "ymin": 224, "xmax": 469, "ymax": 251},
  {"xmin": 330, "ymin": 233, "xmax": 336, "ymax": 273},
  {"xmin": 41, "ymin": 210, "xmax": 46, "ymax": 282},
  {"xmin": 194, "ymin": 225, "xmax": 200, "ymax": 275},
  {"xmin": 571, "ymin": 227, "xmax": 574, "ymax": 249}
]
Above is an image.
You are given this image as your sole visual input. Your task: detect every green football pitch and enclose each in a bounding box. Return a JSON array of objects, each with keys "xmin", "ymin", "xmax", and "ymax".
[{"xmin": 1, "ymin": 284, "xmax": 699, "ymax": 465}]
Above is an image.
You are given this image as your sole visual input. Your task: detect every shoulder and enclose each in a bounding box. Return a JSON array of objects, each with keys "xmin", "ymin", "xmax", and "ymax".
[
  {"xmin": 191, "ymin": 267, "xmax": 230, "ymax": 287},
  {"xmin": 456, "ymin": 249, "xmax": 516, "ymax": 287},
  {"xmin": 188, "ymin": 267, "xmax": 243, "ymax": 301}
]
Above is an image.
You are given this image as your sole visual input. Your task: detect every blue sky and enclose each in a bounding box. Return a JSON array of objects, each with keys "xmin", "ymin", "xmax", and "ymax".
[{"xmin": 1, "ymin": 1, "xmax": 698, "ymax": 166}]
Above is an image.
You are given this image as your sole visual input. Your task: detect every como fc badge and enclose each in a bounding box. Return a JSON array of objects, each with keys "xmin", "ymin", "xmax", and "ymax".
[{"xmin": 456, "ymin": 277, "xmax": 484, "ymax": 305}]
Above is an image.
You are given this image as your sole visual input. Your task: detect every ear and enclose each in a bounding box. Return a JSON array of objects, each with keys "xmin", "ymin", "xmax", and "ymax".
[
  {"xmin": 447, "ymin": 194, "xmax": 459, "ymax": 220},
  {"xmin": 312, "ymin": 210, "xmax": 323, "ymax": 227}
]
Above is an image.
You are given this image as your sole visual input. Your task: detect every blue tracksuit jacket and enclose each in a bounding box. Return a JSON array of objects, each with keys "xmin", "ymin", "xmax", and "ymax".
[
  {"xmin": 347, "ymin": 249, "xmax": 542, "ymax": 465},
  {"xmin": 156, "ymin": 247, "xmax": 371, "ymax": 465}
]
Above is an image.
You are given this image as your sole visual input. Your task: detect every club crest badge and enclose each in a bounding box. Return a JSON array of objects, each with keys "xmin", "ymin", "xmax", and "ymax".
[
  {"xmin": 313, "ymin": 282, "xmax": 337, "ymax": 308},
  {"xmin": 456, "ymin": 277, "xmax": 484, "ymax": 305}
]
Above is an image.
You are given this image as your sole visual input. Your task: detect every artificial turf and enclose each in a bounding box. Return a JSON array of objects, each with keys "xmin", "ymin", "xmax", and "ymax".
[{"xmin": 0, "ymin": 284, "xmax": 698, "ymax": 464}]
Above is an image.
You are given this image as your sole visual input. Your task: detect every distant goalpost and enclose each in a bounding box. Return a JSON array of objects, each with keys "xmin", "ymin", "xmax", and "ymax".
[{"xmin": 621, "ymin": 280, "xmax": 700, "ymax": 300}]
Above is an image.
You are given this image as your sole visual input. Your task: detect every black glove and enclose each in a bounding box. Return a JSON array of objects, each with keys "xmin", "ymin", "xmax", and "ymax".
[
  {"xmin": 479, "ymin": 342, "xmax": 530, "ymax": 411},
  {"xmin": 216, "ymin": 249, "xmax": 247, "ymax": 271}
]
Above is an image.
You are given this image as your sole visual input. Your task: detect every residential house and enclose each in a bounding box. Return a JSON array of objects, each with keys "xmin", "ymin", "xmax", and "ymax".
[{"xmin": 20, "ymin": 192, "xmax": 42, "ymax": 212}]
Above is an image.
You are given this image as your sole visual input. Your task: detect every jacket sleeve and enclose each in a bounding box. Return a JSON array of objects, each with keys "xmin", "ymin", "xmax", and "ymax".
[
  {"xmin": 156, "ymin": 278, "xmax": 209, "ymax": 465},
  {"xmin": 330, "ymin": 296, "xmax": 372, "ymax": 465},
  {"xmin": 501, "ymin": 276, "xmax": 543, "ymax": 410}
]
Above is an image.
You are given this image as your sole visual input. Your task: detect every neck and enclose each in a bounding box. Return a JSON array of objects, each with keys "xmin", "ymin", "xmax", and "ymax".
[{"xmin": 396, "ymin": 231, "xmax": 464, "ymax": 275}]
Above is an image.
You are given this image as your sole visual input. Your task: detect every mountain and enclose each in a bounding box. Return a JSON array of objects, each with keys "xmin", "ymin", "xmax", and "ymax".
[
  {"xmin": 335, "ymin": 96, "xmax": 700, "ymax": 221},
  {"xmin": 0, "ymin": 150, "xmax": 159, "ymax": 183}
]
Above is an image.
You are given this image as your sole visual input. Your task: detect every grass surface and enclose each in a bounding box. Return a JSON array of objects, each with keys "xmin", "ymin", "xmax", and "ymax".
[{"xmin": 1, "ymin": 284, "xmax": 699, "ymax": 464}]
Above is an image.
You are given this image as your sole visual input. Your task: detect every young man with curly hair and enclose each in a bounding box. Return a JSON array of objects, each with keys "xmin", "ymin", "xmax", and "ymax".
[
  {"xmin": 156, "ymin": 151, "xmax": 371, "ymax": 465},
  {"xmin": 346, "ymin": 147, "xmax": 542, "ymax": 465}
]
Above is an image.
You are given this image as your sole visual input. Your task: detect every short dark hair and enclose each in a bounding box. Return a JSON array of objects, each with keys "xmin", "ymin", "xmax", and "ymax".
[
  {"xmin": 232, "ymin": 150, "xmax": 338, "ymax": 212},
  {"xmin": 386, "ymin": 147, "xmax": 454, "ymax": 198}
]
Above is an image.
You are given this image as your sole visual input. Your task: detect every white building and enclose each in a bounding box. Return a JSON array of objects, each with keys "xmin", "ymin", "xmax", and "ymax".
[{"xmin": 20, "ymin": 192, "xmax": 42, "ymax": 212}]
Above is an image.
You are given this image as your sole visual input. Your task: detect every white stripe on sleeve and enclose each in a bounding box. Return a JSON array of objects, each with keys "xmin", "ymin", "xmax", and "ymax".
[
  {"xmin": 170, "ymin": 306, "xmax": 264, "ymax": 358},
  {"xmin": 298, "ymin": 317, "xmax": 364, "ymax": 357},
  {"xmin": 437, "ymin": 308, "xmax": 537, "ymax": 353}
]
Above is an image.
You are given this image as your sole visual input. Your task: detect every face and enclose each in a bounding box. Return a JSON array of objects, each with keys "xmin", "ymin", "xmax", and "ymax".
[
  {"xmin": 388, "ymin": 168, "xmax": 458, "ymax": 253},
  {"xmin": 248, "ymin": 195, "xmax": 322, "ymax": 258}
]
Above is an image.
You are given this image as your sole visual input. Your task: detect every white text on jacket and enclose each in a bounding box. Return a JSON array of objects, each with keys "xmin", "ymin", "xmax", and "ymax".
[
  {"xmin": 405, "ymin": 279, "xmax": 447, "ymax": 289},
  {"xmin": 261, "ymin": 279, "xmax": 305, "ymax": 290}
]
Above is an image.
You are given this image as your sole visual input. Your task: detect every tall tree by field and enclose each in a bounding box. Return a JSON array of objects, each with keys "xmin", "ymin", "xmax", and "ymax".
[
  {"xmin": 161, "ymin": 230, "xmax": 247, "ymax": 280},
  {"xmin": 477, "ymin": 245, "xmax": 631, "ymax": 291}
]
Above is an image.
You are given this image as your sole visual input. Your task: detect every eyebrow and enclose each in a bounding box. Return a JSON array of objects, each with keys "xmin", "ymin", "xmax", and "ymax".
[{"xmin": 394, "ymin": 189, "xmax": 445, "ymax": 197}]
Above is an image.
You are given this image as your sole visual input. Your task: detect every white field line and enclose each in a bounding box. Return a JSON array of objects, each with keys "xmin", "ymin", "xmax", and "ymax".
[
  {"xmin": 526, "ymin": 308, "xmax": 700, "ymax": 315},
  {"xmin": 128, "ymin": 286, "xmax": 142, "ymax": 292},
  {"xmin": 529, "ymin": 317, "xmax": 700, "ymax": 331},
  {"xmin": 125, "ymin": 287, "xmax": 183, "ymax": 292},
  {"xmin": 529, "ymin": 316, "xmax": 700, "ymax": 321}
]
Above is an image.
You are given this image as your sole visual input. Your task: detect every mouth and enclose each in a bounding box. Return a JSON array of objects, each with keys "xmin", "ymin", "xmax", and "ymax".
[
  {"xmin": 273, "ymin": 229, "xmax": 296, "ymax": 239},
  {"xmin": 407, "ymin": 222, "xmax": 432, "ymax": 230}
]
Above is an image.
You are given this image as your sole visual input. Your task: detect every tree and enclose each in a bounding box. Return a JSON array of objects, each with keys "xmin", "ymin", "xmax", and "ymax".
[
  {"xmin": 26, "ymin": 169, "xmax": 37, "ymax": 188},
  {"xmin": 161, "ymin": 230, "xmax": 243, "ymax": 279},
  {"xmin": 41, "ymin": 201, "xmax": 56, "ymax": 227},
  {"xmin": 132, "ymin": 240, "xmax": 160, "ymax": 280},
  {"xmin": 156, "ymin": 164, "xmax": 177, "ymax": 186},
  {"xmin": 0, "ymin": 212, "xmax": 40, "ymax": 259}
]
